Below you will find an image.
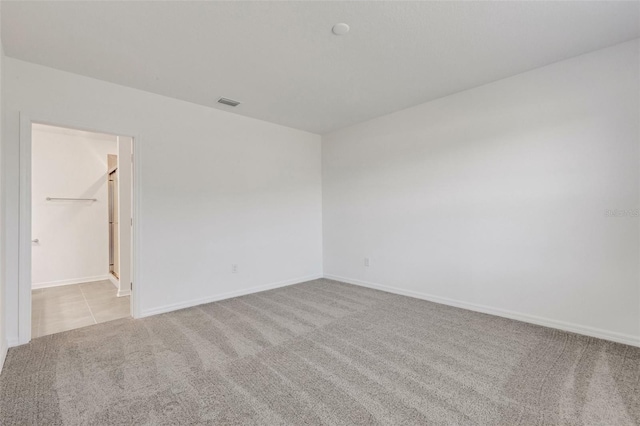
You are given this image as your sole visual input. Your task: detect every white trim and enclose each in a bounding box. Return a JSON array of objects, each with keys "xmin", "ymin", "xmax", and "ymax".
[
  {"xmin": 18, "ymin": 114, "xmax": 32, "ymax": 346},
  {"xmin": 32, "ymin": 275, "xmax": 111, "ymax": 289},
  {"xmin": 0, "ymin": 339, "xmax": 8, "ymax": 373},
  {"xmin": 131, "ymin": 134, "xmax": 141, "ymax": 318},
  {"xmin": 324, "ymin": 274, "xmax": 640, "ymax": 348},
  {"xmin": 117, "ymin": 288, "xmax": 131, "ymax": 298},
  {"xmin": 110, "ymin": 274, "xmax": 131, "ymax": 297},
  {"xmin": 108, "ymin": 273, "xmax": 119, "ymax": 289},
  {"xmin": 140, "ymin": 274, "xmax": 323, "ymax": 318},
  {"xmin": 17, "ymin": 113, "xmax": 140, "ymax": 345}
]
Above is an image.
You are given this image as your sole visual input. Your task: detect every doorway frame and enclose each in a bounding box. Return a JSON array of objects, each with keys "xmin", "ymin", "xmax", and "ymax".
[{"xmin": 18, "ymin": 113, "xmax": 142, "ymax": 345}]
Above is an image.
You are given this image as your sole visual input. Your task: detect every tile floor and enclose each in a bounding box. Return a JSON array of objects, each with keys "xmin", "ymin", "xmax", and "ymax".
[{"xmin": 32, "ymin": 280, "xmax": 130, "ymax": 338}]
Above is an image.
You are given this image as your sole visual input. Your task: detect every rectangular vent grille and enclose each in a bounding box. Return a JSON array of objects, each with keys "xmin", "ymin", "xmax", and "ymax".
[{"xmin": 217, "ymin": 97, "xmax": 241, "ymax": 107}]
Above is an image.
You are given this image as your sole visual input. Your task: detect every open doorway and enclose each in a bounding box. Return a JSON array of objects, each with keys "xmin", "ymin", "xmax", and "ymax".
[{"xmin": 30, "ymin": 123, "xmax": 133, "ymax": 338}]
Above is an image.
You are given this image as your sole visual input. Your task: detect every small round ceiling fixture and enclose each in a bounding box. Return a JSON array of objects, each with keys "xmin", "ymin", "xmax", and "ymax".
[{"xmin": 332, "ymin": 23, "xmax": 350, "ymax": 36}]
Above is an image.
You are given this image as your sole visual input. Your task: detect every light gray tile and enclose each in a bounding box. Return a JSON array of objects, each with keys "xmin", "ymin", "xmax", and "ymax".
[
  {"xmin": 31, "ymin": 307, "xmax": 40, "ymax": 322},
  {"xmin": 38, "ymin": 315, "xmax": 96, "ymax": 337},
  {"xmin": 33, "ymin": 294, "xmax": 85, "ymax": 305},
  {"xmin": 86, "ymin": 296, "xmax": 129, "ymax": 310},
  {"xmin": 81, "ymin": 286, "xmax": 118, "ymax": 302},
  {"xmin": 40, "ymin": 285, "xmax": 84, "ymax": 297},
  {"xmin": 89, "ymin": 297, "xmax": 130, "ymax": 324},
  {"xmin": 82, "ymin": 291, "xmax": 116, "ymax": 300},
  {"xmin": 93, "ymin": 307, "xmax": 130, "ymax": 324},
  {"xmin": 31, "ymin": 309, "xmax": 40, "ymax": 339},
  {"xmin": 34, "ymin": 296, "xmax": 85, "ymax": 312},
  {"xmin": 80, "ymin": 281, "xmax": 116, "ymax": 293},
  {"xmin": 31, "ymin": 280, "xmax": 128, "ymax": 338},
  {"xmin": 33, "ymin": 294, "xmax": 86, "ymax": 310},
  {"xmin": 37, "ymin": 301, "xmax": 93, "ymax": 324},
  {"xmin": 34, "ymin": 298, "xmax": 88, "ymax": 312}
]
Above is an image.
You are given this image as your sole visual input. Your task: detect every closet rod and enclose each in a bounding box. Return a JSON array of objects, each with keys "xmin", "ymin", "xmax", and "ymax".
[{"xmin": 46, "ymin": 197, "xmax": 97, "ymax": 202}]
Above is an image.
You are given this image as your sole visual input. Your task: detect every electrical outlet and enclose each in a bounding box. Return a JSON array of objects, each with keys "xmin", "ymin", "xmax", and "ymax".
[
  {"xmin": 232, "ymin": 264, "xmax": 238, "ymax": 273},
  {"xmin": 364, "ymin": 257, "xmax": 370, "ymax": 267}
]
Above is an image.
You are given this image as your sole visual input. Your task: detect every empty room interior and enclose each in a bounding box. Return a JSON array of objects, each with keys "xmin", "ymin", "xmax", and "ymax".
[{"xmin": 0, "ymin": 1, "xmax": 639, "ymax": 425}]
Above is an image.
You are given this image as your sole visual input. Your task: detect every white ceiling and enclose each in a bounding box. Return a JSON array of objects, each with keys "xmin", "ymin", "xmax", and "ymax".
[{"xmin": 3, "ymin": 1, "xmax": 639, "ymax": 134}]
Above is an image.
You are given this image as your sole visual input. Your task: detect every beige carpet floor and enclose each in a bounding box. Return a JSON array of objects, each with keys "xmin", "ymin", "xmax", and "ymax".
[{"xmin": 1, "ymin": 278, "xmax": 638, "ymax": 425}]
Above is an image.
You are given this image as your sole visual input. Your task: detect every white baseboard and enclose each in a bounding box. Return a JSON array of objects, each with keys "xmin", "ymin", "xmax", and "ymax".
[
  {"xmin": 108, "ymin": 274, "xmax": 119, "ymax": 289},
  {"xmin": 32, "ymin": 274, "xmax": 111, "ymax": 289},
  {"xmin": 0, "ymin": 339, "xmax": 7, "ymax": 374},
  {"xmin": 117, "ymin": 289, "xmax": 131, "ymax": 297},
  {"xmin": 108, "ymin": 274, "xmax": 131, "ymax": 297},
  {"xmin": 140, "ymin": 274, "xmax": 323, "ymax": 318},
  {"xmin": 324, "ymin": 274, "xmax": 640, "ymax": 348},
  {"xmin": 8, "ymin": 338, "xmax": 23, "ymax": 348},
  {"xmin": 8, "ymin": 336, "xmax": 31, "ymax": 348}
]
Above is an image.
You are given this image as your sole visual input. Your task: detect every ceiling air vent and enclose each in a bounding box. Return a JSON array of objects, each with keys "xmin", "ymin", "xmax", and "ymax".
[{"xmin": 217, "ymin": 97, "xmax": 241, "ymax": 107}]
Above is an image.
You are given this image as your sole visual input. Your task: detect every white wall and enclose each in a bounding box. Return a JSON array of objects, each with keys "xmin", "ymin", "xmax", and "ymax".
[
  {"xmin": 322, "ymin": 40, "xmax": 640, "ymax": 345},
  {"xmin": 2, "ymin": 58, "xmax": 323, "ymax": 345},
  {"xmin": 31, "ymin": 125, "xmax": 116, "ymax": 287}
]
